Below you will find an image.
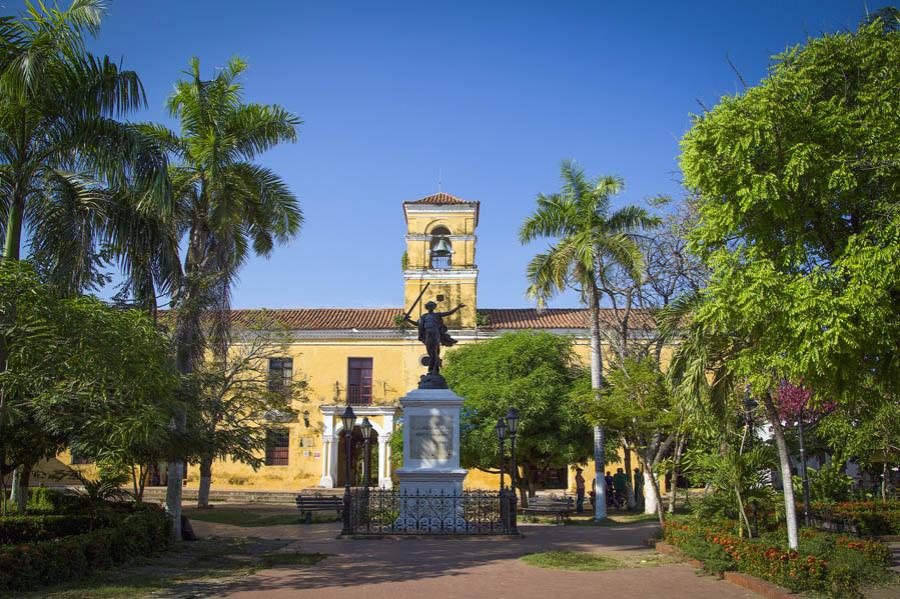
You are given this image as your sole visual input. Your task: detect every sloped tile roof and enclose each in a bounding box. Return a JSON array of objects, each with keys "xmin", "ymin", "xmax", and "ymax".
[
  {"xmin": 227, "ymin": 308, "xmax": 403, "ymax": 330},
  {"xmin": 479, "ymin": 308, "xmax": 656, "ymax": 330},
  {"xmin": 204, "ymin": 307, "xmax": 654, "ymax": 331},
  {"xmin": 404, "ymin": 192, "xmax": 477, "ymax": 205}
]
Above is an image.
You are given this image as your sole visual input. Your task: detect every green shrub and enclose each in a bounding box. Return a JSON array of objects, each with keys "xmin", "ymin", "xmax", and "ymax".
[
  {"xmin": 809, "ymin": 500, "xmax": 900, "ymax": 535},
  {"xmin": 663, "ymin": 516, "xmax": 890, "ymax": 597},
  {"xmin": 0, "ymin": 514, "xmax": 117, "ymax": 544},
  {"xmin": 0, "ymin": 505, "xmax": 171, "ymax": 592}
]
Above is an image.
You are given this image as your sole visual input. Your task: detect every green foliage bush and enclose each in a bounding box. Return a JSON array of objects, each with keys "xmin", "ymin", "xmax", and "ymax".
[
  {"xmin": 0, "ymin": 514, "xmax": 115, "ymax": 544},
  {"xmin": 0, "ymin": 505, "xmax": 170, "ymax": 592},
  {"xmin": 663, "ymin": 516, "xmax": 890, "ymax": 597},
  {"xmin": 809, "ymin": 501, "xmax": 900, "ymax": 535}
]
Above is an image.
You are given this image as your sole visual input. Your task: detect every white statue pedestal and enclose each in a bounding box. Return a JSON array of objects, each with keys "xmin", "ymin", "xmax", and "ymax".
[{"xmin": 394, "ymin": 386, "xmax": 468, "ymax": 531}]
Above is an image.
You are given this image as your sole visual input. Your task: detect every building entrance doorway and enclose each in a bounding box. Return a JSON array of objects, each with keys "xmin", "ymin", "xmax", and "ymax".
[{"xmin": 336, "ymin": 426, "xmax": 379, "ymax": 487}]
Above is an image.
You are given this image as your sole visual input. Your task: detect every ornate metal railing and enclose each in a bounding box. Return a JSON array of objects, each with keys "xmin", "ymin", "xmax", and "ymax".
[{"xmin": 344, "ymin": 488, "xmax": 517, "ymax": 535}]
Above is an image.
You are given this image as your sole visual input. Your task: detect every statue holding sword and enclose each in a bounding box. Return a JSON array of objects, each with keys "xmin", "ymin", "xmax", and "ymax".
[{"xmin": 402, "ymin": 283, "xmax": 465, "ymax": 387}]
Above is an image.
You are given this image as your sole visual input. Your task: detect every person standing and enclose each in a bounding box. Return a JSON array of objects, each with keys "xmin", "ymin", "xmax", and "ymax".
[
  {"xmin": 575, "ymin": 468, "xmax": 586, "ymax": 513},
  {"xmin": 613, "ymin": 468, "xmax": 628, "ymax": 508},
  {"xmin": 604, "ymin": 471, "xmax": 614, "ymax": 506}
]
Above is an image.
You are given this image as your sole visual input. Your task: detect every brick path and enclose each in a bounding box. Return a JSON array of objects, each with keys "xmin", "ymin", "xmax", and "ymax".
[{"xmin": 190, "ymin": 519, "xmax": 758, "ymax": 598}]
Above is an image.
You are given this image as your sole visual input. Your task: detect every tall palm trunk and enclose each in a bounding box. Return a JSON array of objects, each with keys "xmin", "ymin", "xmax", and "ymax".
[
  {"xmin": 3, "ymin": 191, "xmax": 25, "ymax": 261},
  {"xmin": 588, "ymin": 284, "xmax": 607, "ymax": 520},
  {"xmin": 762, "ymin": 391, "xmax": 799, "ymax": 549}
]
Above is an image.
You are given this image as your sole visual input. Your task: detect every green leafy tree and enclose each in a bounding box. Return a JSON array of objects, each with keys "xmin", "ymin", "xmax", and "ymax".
[
  {"xmin": 443, "ymin": 331, "xmax": 592, "ymax": 505},
  {"xmin": 679, "ymin": 22, "xmax": 900, "ymax": 548},
  {"xmin": 0, "ymin": 260, "xmax": 179, "ymax": 513},
  {"xmin": 519, "ymin": 160, "xmax": 658, "ymax": 519},
  {"xmin": 584, "ymin": 357, "xmax": 678, "ymax": 526},
  {"xmin": 135, "ymin": 57, "xmax": 302, "ymax": 537},
  {"xmin": 189, "ymin": 322, "xmax": 307, "ymax": 508}
]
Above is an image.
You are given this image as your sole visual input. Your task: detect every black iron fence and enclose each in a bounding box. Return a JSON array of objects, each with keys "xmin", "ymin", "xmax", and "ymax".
[{"xmin": 343, "ymin": 488, "xmax": 518, "ymax": 535}]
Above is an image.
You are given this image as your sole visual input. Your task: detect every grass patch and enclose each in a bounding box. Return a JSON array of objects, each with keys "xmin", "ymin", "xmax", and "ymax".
[
  {"xmin": 259, "ymin": 552, "xmax": 328, "ymax": 568},
  {"xmin": 183, "ymin": 508, "xmax": 338, "ymax": 527},
  {"xmin": 521, "ymin": 551, "xmax": 623, "ymax": 572}
]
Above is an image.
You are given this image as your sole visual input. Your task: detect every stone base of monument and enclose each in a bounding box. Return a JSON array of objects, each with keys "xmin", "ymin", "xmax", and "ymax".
[{"xmin": 393, "ymin": 386, "xmax": 469, "ymax": 532}]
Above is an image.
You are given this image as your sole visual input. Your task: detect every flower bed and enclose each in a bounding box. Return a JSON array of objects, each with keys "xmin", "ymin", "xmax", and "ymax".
[
  {"xmin": 663, "ymin": 516, "xmax": 891, "ymax": 597},
  {"xmin": 808, "ymin": 501, "xmax": 900, "ymax": 536},
  {"xmin": 0, "ymin": 505, "xmax": 171, "ymax": 592}
]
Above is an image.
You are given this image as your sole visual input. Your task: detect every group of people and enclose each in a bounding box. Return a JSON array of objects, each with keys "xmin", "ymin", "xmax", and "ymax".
[{"xmin": 574, "ymin": 467, "xmax": 643, "ymax": 513}]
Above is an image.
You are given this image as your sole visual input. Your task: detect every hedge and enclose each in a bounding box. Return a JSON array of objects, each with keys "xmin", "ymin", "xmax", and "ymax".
[
  {"xmin": 663, "ymin": 517, "xmax": 891, "ymax": 597},
  {"xmin": 0, "ymin": 506, "xmax": 171, "ymax": 592},
  {"xmin": 809, "ymin": 501, "xmax": 900, "ymax": 535},
  {"xmin": 0, "ymin": 514, "xmax": 116, "ymax": 544}
]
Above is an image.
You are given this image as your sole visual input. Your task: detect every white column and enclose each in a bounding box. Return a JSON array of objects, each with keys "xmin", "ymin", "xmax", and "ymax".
[
  {"xmin": 319, "ymin": 438, "xmax": 333, "ymax": 487},
  {"xmin": 378, "ymin": 435, "xmax": 389, "ymax": 489},
  {"xmin": 329, "ymin": 434, "xmax": 339, "ymax": 486}
]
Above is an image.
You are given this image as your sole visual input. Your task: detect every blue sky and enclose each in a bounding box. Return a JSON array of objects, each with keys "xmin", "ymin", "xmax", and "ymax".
[{"xmin": 23, "ymin": 1, "xmax": 890, "ymax": 309}]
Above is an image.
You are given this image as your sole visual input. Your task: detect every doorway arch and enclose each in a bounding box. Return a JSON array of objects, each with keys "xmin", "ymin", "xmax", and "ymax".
[{"xmin": 335, "ymin": 425, "xmax": 380, "ymax": 487}]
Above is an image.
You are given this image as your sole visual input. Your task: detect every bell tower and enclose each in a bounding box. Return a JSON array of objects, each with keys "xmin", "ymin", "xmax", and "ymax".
[{"xmin": 402, "ymin": 192, "xmax": 479, "ymax": 329}]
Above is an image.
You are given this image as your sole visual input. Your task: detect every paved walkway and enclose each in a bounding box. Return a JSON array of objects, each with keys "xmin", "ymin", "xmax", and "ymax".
[{"xmin": 190, "ymin": 519, "xmax": 758, "ymax": 598}]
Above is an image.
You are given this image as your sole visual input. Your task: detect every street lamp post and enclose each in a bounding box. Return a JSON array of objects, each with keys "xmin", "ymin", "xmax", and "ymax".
[
  {"xmin": 340, "ymin": 405, "xmax": 356, "ymax": 535},
  {"xmin": 505, "ymin": 408, "xmax": 519, "ymax": 534},
  {"xmin": 360, "ymin": 417, "xmax": 373, "ymax": 488},
  {"xmin": 495, "ymin": 417, "xmax": 508, "ymax": 532},
  {"xmin": 495, "ymin": 418, "xmax": 508, "ymax": 490},
  {"xmin": 797, "ymin": 406, "xmax": 811, "ymax": 527}
]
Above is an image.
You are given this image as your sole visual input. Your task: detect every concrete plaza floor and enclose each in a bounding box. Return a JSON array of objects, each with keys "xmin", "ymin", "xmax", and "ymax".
[{"xmin": 189, "ymin": 517, "xmax": 758, "ymax": 599}]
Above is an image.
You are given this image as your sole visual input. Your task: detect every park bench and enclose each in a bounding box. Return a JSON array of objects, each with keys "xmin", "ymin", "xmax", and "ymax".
[
  {"xmin": 520, "ymin": 494, "xmax": 575, "ymax": 523},
  {"xmin": 295, "ymin": 493, "xmax": 342, "ymax": 523}
]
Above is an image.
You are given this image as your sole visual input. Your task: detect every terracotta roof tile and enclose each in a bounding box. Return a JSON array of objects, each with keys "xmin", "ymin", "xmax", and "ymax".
[
  {"xmin": 202, "ymin": 307, "xmax": 655, "ymax": 331},
  {"xmin": 227, "ymin": 308, "xmax": 403, "ymax": 330},
  {"xmin": 479, "ymin": 308, "xmax": 655, "ymax": 330},
  {"xmin": 404, "ymin": 192, "xmax": 477, "ymax": 205}
]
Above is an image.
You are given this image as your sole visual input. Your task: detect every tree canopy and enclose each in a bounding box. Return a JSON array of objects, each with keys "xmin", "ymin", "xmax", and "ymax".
[{"xmin": 443, "ymin": 331, "xmax": 592, "ymax": 496}]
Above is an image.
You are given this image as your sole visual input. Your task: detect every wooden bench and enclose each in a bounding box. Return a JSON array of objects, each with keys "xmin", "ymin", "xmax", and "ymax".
[
  {"xmin": 521, "ymin": 495, "xmax": 575, "ymax": 523},
  {"xmin": 295, "ymin": 493, "xmax": 342, "ymax": 523}
]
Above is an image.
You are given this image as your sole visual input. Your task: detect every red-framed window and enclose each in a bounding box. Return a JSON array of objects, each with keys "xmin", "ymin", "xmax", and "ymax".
[{"xmin": 347, "ymin": 357, "xmax": 373, "ymax": 405}]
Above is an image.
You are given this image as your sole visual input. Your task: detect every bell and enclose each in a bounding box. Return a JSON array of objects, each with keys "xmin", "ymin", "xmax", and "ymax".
[{"xmin": 432, "ymin": 237, "xmax": 452, "ymax": 256}]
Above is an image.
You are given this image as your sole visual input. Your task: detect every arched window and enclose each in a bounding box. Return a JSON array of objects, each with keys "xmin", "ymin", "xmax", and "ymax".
[{"xmin": 429, "ymin": 226, "xmax": 452, "ymax": 269}]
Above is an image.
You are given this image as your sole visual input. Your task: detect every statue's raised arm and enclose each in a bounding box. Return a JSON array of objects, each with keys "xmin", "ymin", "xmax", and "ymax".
[{"xmin": 436, "ymin": 303, "xmax": 465, "ymax": 317}]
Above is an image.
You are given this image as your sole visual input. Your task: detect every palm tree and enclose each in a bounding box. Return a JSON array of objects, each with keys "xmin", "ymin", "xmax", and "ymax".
[
  {"xmin": 519, "ymin": 160, "xmax": 659, "ymax": 520},
  {"xmin": 138, "ymin": 57, "xmax": 302, "ymax": 535},
  {"xmin": 0, "ymin": 0, "xmax": 168, "ymax": 512},
  {"xmin": 0, "ymin": 0, "xmax": 168, "ymax": 272}
]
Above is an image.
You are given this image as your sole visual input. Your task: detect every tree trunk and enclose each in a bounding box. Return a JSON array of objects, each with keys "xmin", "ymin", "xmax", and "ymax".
[
  {"xmin": 643, "ymin": 469, "xmax": 658, "ymax": 516},
  {"xmin": 643, "ymin": 463, "xmax": 665, "ymax": 527},
  {"xmin": 588, "ymin": 283, "xmax": 607, "ymax": 520},
  {"xmin": 624, "ymin": 443, "xmax": 636, "ymax": 509},
  {"xmin": 882, "ymin": 455, "xmax": 889, "ymax": 502},
  {"xmin": 762, "ymin": 392, "xmax": 799, "ymax": 549},
  {"xmin": 9, "ymin": 467, "xmax": 24, "ymax": 511},
  {"xmin": 2, "ymin": 189, "xmax": 25, "ymax": 260},
  {"xmin": 668, "ymin": 433, "xmax": 685, "ymax": 514},
  {"xmin": 197, "ymin": 455, "xmax": 213, "ymax": 508}
]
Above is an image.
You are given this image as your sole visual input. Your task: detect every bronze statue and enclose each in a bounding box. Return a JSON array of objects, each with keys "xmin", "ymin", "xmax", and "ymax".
[{"xmin": 404, "ymin": 299, "xmax": 465, "ymax": 388}]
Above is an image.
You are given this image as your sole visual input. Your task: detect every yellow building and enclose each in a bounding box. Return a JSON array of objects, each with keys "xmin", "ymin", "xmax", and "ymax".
[{"xmin": 58, "ymin": 192, "xmax": 656, "ymax": 496}]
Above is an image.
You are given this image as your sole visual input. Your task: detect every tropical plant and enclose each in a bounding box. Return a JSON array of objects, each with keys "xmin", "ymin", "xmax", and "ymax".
[
  {"xmin": 519, "ymin": 160, "xmax": 658, "ymax": 519},
  {"xmin": 0, "ymin": 0, "xmax": 167, "ymax": 277},
  {"xmin": 136, "ymin": 56, "xmax": 302, "ymax": 537}
]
